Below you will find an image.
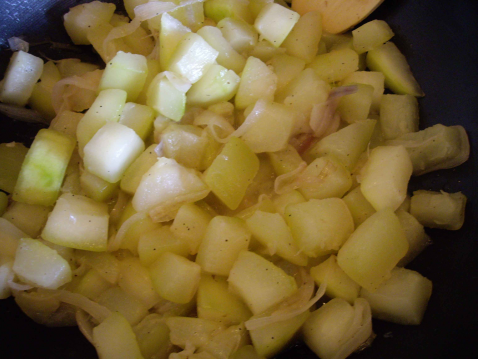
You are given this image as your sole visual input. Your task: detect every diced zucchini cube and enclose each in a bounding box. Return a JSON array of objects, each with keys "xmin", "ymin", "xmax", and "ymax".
[
  {"xmin": 150, "ymin": 252, "xmax": 201, "ymax": 304},
  {"xmin": 360, "ymin": 267, "xmax": 432, "ymax": 325},
  {"xmin": 282, "ymin": 11, "xmax": 321, "ymax": 64},
  {"xmin": 92, "ymin": 312, "xmax": 144, "ymax": 359},
  {"xmin": 337, "ymin": 208, "xmax": 409, "ymax": 291},
  {"xmin": 83, "ymin": 122, "xmax": 145, "ymax": 183},
  {"xmin": 228, "ymin": 250, "xmax": 297, "ymax": 314},
  {"xmin": 337, "ymin": 83, "xmax": 374, "ymax": 123},
  {"xmin": 235, "ymin": 56, "xmax": 277, "ymax": 110},
  {"xmin": 13, "ymin": 129, "xmax": 75, "ymax": 206},
  {"xmin": 147, "ymin": 73, "xmax": 187, "ymax": 122},
  {"xmin": 204, "ymin": 0, "xmax": 253, "ymax": 24},
  {"xmin": 159, "ymin": 13, "xmax": 191, "ymax": 70},
  {"xmin": 341, "ymin": 71, "xmax": 385, "ymax": 113},
  {"xmin": 342, "ymin": 186, "xmax": 376, "ymax": 227},
  {"xmin": 308, "ymin": 48, "xmax": 359, "ymax": 83},
  {"xmin": 196, "ymin": 216, "xmax": 251, "ymax": 276},
  {"xmin": 187, "ymin": 64, "xmax": 240, "ymax": 107},
  {"xmin": 203, "ymin": 137, "xmax": 259, "ymax": 210},
  {"xmin": 99, "ymin": 51, "xmax": 148, "ymax": 102},
  {"xmin": 63, "ymin": 1, "xmax": 116, "ymax": 44},
  {"xmin": 380, "ymin": 94, "xmax": 419, "ymax": 140},
  {"xmin": 0, "ymin": 218, "xmax": 27, "ymax": 258},
  {"xmin": 120, "ymin": 144, "xmax": 158, "ymax": 195},
  {"xmin": 166, "ymin": 317, "xmax": 225, "ymax": 349},
  {"xmin": 97, "ymin": 286, "xmax": 149, "ymax": 326},
  {"xmin": 80, "ymin": 170, "xmax": 119, "ymax": 202},
  {"xmin": 41, "ymin": 193, "xmax": 109, "ymax": 251},
  {"xmin": 360, "ymin": 145, "xmax": 413, "ymax": 211},
  {"xmin": 254, "ymin": 3, "xmax": 299, "ymax": 48},
  {"xmin": 167, "ymin": 33, "xmax": 219, "ymax": 84},
  {"xmin": 2, "ymin": 201, "xmax": 51, "ymax": 238},
  {"xmin": 410, "ymin": 190, "xmax": 467, "ymax": 230},
  {"xmin": 217, "ymin": 17, "xmax": 258, "ymax": 54},
  {"xmin": 352, "ymin": 20, "xmax": 395, "ymax": 54},
  {"xmin": 13, "ymin": 238, "xmax": 72, "ymax": 289},
  {"xmin": 0, "ymin": 51, "xmax": 43, "ymax": 106},
  {"xmin": 396, "ymin": 210, "xmax": 431, "ymax": 267},
  {"xmin": 133, "ymin": 314, "xmax": 171, "ymax": 359},
  {"xmin": 366, "ymin": 41, "xmax": 424, "ymax": 97},
  {"xmin": 269, "ymin": 54, "xmax": 306, "ymax": 94},
  {"xmin": 49, "ymin": 110, "xmax": 84, "ymax": 138},
  {"xmin": 119, "ymin": 102, "xmax": 155, "ymax": 141},
  {"xmin": 285, "ymin": 198, "xmax": 354, "ymax": 257}
]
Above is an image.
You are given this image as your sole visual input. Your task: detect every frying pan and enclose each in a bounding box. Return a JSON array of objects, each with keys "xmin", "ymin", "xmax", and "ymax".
[{"xmin": 1, "ymin": 0, "xmax": 477, "ymax": 358}]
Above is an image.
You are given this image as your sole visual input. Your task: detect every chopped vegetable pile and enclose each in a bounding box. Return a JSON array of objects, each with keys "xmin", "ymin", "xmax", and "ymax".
[{"xmin": 0, "ymin": 0, "xmax": 470, "ymax": 359}]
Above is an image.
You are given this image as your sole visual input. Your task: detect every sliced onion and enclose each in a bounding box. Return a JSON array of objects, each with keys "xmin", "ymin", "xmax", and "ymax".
[
  {"xmin": 51, "ymin": 73, "xmax": 100, "ymax": 114},
  {"xmin": 8, "ymin": 280, "xmax": 33, "ymax": 292},
  {"xmin": 109, "ymin": 191, "xmax": 131, "ymax": 226},
  {"xmin": 107, "ymin": 211, "xmax": 147, "ymax": 251},
  {"xmin": 8, "ymin": 37, "xmax": 29, "ymax": 52},
  {"xmin": 274, "ymin": 161, "xmax": 307, "ymax": 195},
  {"xmin": 76, "ymin": 310, "xmax": 95, "ymax": 344},
  {"xmin": 194, "ymin": 110, "xmax": 235, "ymax": 143},
  {"xmin": 169, "ymin": 341, "xmax": 196, "ymax": 359},
  {"xmin": 310, "ymin": 85, "xmax": 357, "ymax": 138},
  {"xmin": 0, "ymin": 103, "xmax": 49, "ymax": 124}
]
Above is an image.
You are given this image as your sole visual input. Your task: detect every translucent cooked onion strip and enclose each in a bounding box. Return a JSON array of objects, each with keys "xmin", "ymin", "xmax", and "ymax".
[
  {"xmin": 107, "ymin": 211, "xmax": 148, "ymax": 251},
  {"xmin": 331, "ymin": 298, "xmax": 373, "ymax": 359},
  {"xmin": 8, "ymin": 37, "xmax": 29, "ymax": 52},
  {"xmin": 274, "ymin": 162, "xmax": 307, "ymax": 195},
  {"xmin": 245, "ymin": 269, "xmax": 327, "ymax": 330},
  {"xmin": 44, "ymin": 289, "xmax": 111, "ymax": 323},
  {"xmin": 194, "ymin": 110, "xmax": 235, "ymax": 143},
  {"xmin": 8, "ymin": 280, "xmax": 33, "ymax": 291},
  {"xmin": 310, "ymin": 85, "xmax": 358, "ymax": 138},
  {"xmin": 51, "ymin": 73, "xmax": 100, "ymax": 114},
  {"xmin": 76, "ymin": 310, "xmax": 95, "ymax": 344}
]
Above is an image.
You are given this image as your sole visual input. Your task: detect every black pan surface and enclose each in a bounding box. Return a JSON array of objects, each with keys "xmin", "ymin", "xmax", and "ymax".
[{"xmin": 0, "ymin": 1, "xmax": 477, "ymax": 358}]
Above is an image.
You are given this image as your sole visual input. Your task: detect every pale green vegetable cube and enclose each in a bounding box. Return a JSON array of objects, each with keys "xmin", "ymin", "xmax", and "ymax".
[
  {"xmin": 235, "ymin": 56, "xmax": 277, "ymax": 110},
  {"xmin": 119, "ymin": 103, "xmax": 155, "ymax": 141},
  {"xmin": 232, "ymin": 345, "xmax": 265, "ymax": 359},
  {"xmin": 302, "ymin": 298, "xmax": 372, "ymax": 359},
  {"xmin": 367, "ymin": 41, "xmax": 424, "ymax": 97},
  {"xmin": 118, "ymin": 257, "xmax": 161, "ymax": 309},
  {"xmin": 138, "ymin": 226, "xmax": 189, "ymax": 267},
  {"xmin": 341, "ymin": 71, "xmax": 385, "ymax": 113},
  {"xmin": 360, "ymin": 145, "xmax": 413, "ymax": 211},
  {"xmin": 337, "ymin": 208, "xmax": 409, "ymax": 291},
  {"xmin": 360, "ymin": 267, "xmax": 432, "ymax": 325},
  {"xmin": 13, "ymin": 129, "xmax": 75, "ymax": 206},
  {"xmin": 380, "ymin": 94, "xmax": 419, "ymax": 140},
  {"xmin": 56, "ymin": 58, "xmax": 99, "ymax": 78},
  {"xmin": 249, "ymin": 0, "xmax": 272, "ymax": 18},
  {"xmin": 114, "ymin": 21, "xmax": 155, "ymax": 58},
  {"xmin": 285, "ymin": 198, "xmax": 354, "ymax": 257},
  {"xmin": 204, "ymin": 0, "xmax": 253, "ymax": 24},
  {"xmin": 147, "ymin": 73, "xmax": 186, "ymax": 122},
  {"xmin": 246, "ymin": 211, "xmax": 307, "ymax": 266},
  {"xmin": 92, "ymin": 312, "xmax": 144, "ymax": 359},
  {"xmin": 228, "ymin": 250, "xmax": 297, "ymax": 314},
  {"xmin": 74, "ymin": 269, "xmax": 113, "ymax": 300},
  {"xmin": 13, "ymin": 238, "xmax": 72, "ymax": 289},
  {"xmin": 28, "ymin": 61, "xmax": 61, "ymax": 120},
  {"xmin": 342, "ymin": 186, "xmax": 376, "ymax": 227},
  {"xmin": 167, "ymin": 33, "xmax": 219, "ymax": 84},
  {"xmin": 0, "ymin": 51, "xmax": 43, "ymax": 106},
  {"xmin": 254, "ymin": 3, "xmax": 299, "ymax": 48},
  {"xmin": 42, "ymin": 193, "xmax": 109, "ymax": 251},
  {"xmin": 83, "ymin": 122, "xmax": 144, "ymax": 183},
  {"xmin": 299, "ymin": 156, "xmax": 352, "ymax": 200},
  {"xmin": 196, "ymin": 216, "xmax": 251, "ymax": 276},
  {"xmin": 307, "ymin": 48, "xmax": 359, "ymax": 83},
  {"xmin": 120, "ymin": 144, "xmax": 158, "ymax": 195},
  {"xmin": 277, "ymin": 68, "xmax": 329, "ymax": 122},
  {"xmin": 77, "ymin": 251, "xmax": 120, "ymax": 284},
  {"xmin": 307, "ymin": 119, "xmax": 376, "ymax": 171},
  {"xmin": 352, "ymin": 20, "xmax": 394, "ymax": 54},
  {"xmin": 282, "ymin": 11, "xmax": 322, "ymax": 63},
  {"xmin": 166, "ymin": 317, "xmax": 225, "ymax": 349},
  {"xmin": 385, "ymin": 124, "xmax": 469, "ymax": 175},
  {"xmin": 203, "ymin": 137, "xmax": 259, "ymax": 210},
  {"xmin": 410, "ymin": 190, "xmax": 467, "ymax": 230},
  {"xmin": 337, "ymin": 83, "xmax": 374, "ymax": 123},
  {"xmin": 201, "ymin": 323, "xmax": 249, "ymax": 359},
  {"xmin": 169, "ymin": 1, "xmax": 205, "ymax": 32},
  {"xmin": 63, "ymin": 1, "xmax": 116, "ymax": 45},
  {"xmin": 267, "ymin": 144, "xmax": 303, "ymax": 176},
  {"xmin": 197, "ymin": 26, "xmax": 247, "ymax": 74},
  {"xmin": 76, "ymin": 89, "xmax": 127, "ymax": 154},
  {"xmin": 269, "ymin": 54, "xmax": 305, "ymax": 94},
  {"xmin": 119, "ymin": 215, "xmax": 160, "ymax": 256},
  {"xmin": 159, "ymin": 13, "xmax": 191, "ymax": 70},
  {"xmin": 249, "ymin": 39, "xmax": 286, "ymax": 63},
  {"xmin": 99, "ymin": 51, "xmax": 148, "ymax": 102},
  {"xmin": 98, "ymin": 286, "xmax": 149, "ymax": 326},
  {"xmin": 187, "ymin": 64, "xmax": 240, "ymax": 107},
  {"xmin": 217, "ymin": 17, "xmax": 258, "ymax": 54},
  {"xmin": 133, "ymin": 314, "xmax": 171, "ymax": 359},
  {"xmin": 136, "ymin": 59, "xmax": 161, "ymax": 105},
  {"xmin": 250, "ymin": 310, "xmax": 309, "ymax": 358},
  {"xmin": 0, "ymin": 142, "xmax": 28, "ymax": 193},
  {"xmin": 197, "ymin": 274, "xmax": 252, "ymax": 325},
  {"xmin": 239, "ymin": 100, "xmax": 296, "ymax": 153},
  {"xmin": 396, "ymin": 210, "xmax": 431, "ymax": 267},
  {"xmin": 310, "ymin": 255, "xmax": 360, "ymax": 304},
  {"xmin": 132, "ymin": 157, "xmax": 209, "ymax": 219},
  {"xmin": 80, "ymin": 170, "xmax": 119, "ymax": 202},
  {"xmin": 2, "ymin": 201, "xmax": 50, "ymax": 238},
  {"xmin": 49, "ymin": 110, "xmax": 84, "ymax": 137},
  {"xmin": 272, "ymin": 190, "xmax": 306, "ymax": 216},
  {"xmin": 150, "ymin": 252, "xmax": 201, "ymax": 304},
  {"xmin": 170, "ymin": 203, "xmax": 213, "ymax": 255},
  {"xmin": 87, "ymin": 23, "xmax": 131, "ymax": 63},
  {"xmin": 0, "ymin": 218, "xmax": 27, "ymax": 258}
]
